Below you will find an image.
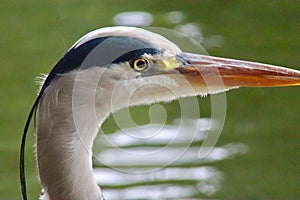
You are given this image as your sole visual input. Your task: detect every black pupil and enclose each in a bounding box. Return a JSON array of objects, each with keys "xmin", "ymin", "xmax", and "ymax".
[{"xmin": 136, "ymin": 60, "xmax": 146, "ymax": 68}]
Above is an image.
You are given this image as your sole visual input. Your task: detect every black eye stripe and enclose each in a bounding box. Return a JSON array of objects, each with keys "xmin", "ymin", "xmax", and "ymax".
[
  {"xmin": 114, "ymin": 48, "xmax": 158, "ymax": 64},
  {"xmin": 41, "ymin": 36, "xmax": 159, "ymax": 91}
]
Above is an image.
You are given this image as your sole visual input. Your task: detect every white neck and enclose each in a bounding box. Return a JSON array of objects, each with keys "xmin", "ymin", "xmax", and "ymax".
[
  {"xmin": 35, "ymin": 66, "xmax": 233, "ymax": 200},
  {"xmin": 36, "ymin": 71, "xmax": 110, "ymax": 200}
]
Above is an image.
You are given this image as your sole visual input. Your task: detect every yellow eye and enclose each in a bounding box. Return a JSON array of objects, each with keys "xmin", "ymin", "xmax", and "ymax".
[{"xmin": 132, "ymin": 58, "xmax": 150, "ymax": 71}]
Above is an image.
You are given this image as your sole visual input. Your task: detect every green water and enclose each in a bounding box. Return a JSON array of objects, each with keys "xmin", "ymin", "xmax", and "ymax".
[{"xmin": 0, "ymin": 0, "xmax": 299, "ymax": 199}]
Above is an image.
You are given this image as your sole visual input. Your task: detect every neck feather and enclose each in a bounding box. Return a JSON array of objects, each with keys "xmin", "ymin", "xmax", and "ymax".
[{"xmin": 36, "ymin": 73, "xmax": 108, "ymax": 200}]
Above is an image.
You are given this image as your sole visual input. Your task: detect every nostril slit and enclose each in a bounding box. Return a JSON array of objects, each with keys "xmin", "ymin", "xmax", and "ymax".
[{"xmin": 176, "ymin": 55, "xmax": 190, "ymax": 65}]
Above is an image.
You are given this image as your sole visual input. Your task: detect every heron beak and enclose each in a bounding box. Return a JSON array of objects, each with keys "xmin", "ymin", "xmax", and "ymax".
[{"xmin": 174, "ymin": 52, "xmax": 300, "ymax": 87}]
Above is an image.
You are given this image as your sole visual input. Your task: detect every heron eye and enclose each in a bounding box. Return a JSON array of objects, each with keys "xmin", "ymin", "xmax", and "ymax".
[{"xmin": 132, "ymin": 58, "xmax": 150, "ymax": 71}]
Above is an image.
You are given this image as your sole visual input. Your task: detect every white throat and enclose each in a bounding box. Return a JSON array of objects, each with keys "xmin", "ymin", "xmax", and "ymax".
[
  {"xmin": 36, "ymin": 71, "xmax": 110, "ymax": 200},
  {"xmin": 35, "ymin": 65, "xmax": 233, "ymax": 200}
]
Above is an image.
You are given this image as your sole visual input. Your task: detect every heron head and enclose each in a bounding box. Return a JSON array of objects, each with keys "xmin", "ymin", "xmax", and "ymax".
[
  {"xmin": 20, "ymin": 27, "xmax": 300, "ymax": 200},
  {"xmin": 41, "ymin": 26, "xmax": 300, "ymax": 111}
]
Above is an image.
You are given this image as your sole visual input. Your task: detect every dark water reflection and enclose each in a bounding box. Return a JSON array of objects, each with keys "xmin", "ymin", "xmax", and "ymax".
[{"xmin": 93, "ymin": 119, "xmax": 248, "ymax": 199}]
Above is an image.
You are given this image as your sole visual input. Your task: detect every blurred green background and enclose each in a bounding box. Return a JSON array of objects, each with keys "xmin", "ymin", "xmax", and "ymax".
[{"xmin": 0, "ymin": 0, "xmax": 299, "ymax": 199}]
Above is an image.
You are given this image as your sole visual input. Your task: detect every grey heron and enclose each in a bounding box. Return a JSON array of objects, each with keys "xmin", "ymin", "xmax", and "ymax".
[{"xmin": 20, "ymin": 26, "xmax": 300, "ymax": 200}]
